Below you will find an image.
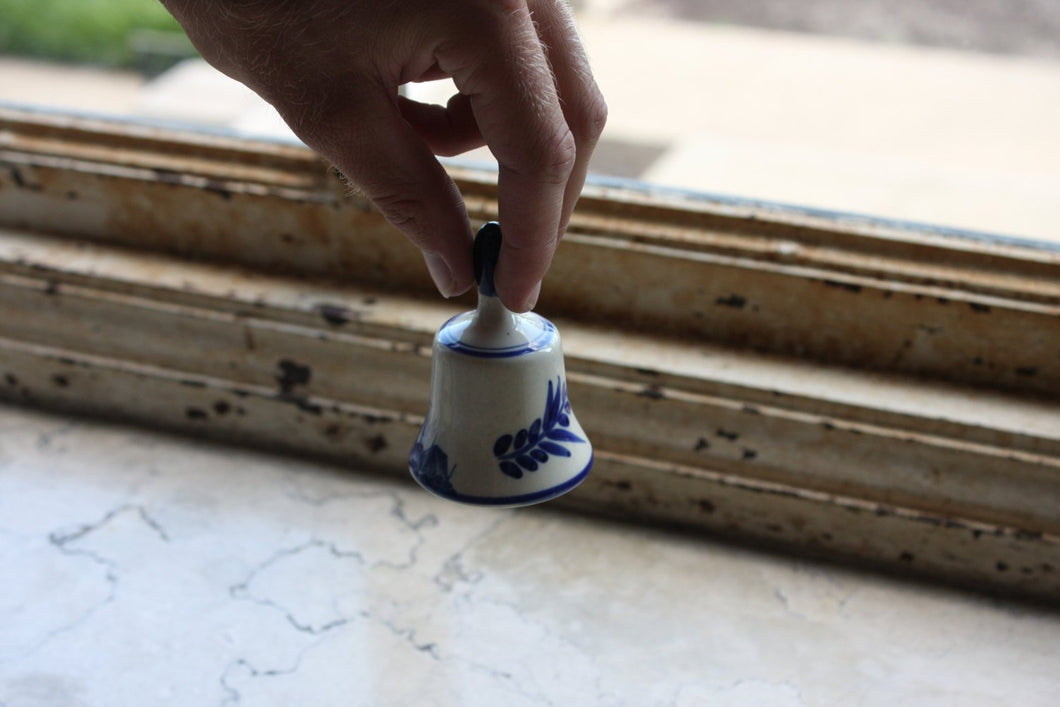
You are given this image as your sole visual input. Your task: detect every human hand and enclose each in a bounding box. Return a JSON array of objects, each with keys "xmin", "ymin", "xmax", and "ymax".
[{"xmin": 160, "ymin": 0, "xmax": 607, "ymax": 312}]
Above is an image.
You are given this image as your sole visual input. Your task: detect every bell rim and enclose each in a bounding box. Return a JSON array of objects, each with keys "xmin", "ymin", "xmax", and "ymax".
[{"xmin": 410, "ymin": 452, "xmax": 592, "ymax": 507}]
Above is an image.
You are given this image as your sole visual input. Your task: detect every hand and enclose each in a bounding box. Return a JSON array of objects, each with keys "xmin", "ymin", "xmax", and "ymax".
[{"xmin": 160, "ymin": 0, "xmax": 607, "ymax": 312}]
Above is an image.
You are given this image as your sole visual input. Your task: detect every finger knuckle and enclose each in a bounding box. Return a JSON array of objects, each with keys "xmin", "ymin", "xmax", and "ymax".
[
  {"xmin": 535, "ymin": 127, "xmax": 577, "ymax": 185},
  {"xmin": 370, "ymin": 190, "xmax": 425, "ymax": 232},
  {"xmin": 577, "ymin": 91, "xmax": 608, "ymax": 144}
]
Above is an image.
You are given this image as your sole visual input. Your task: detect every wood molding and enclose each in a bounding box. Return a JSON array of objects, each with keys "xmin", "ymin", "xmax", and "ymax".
[{"xmin": 2, "ymin": 107, "xmax": 1057, "ymax": 395}]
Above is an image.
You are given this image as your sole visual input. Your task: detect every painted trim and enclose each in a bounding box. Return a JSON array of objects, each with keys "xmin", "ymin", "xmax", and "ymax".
[{"xmin": 438, "ymin": 315, "xmax": 556, "ymax": 359}]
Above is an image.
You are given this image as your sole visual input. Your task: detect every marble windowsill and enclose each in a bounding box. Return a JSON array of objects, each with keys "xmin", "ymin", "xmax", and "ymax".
[{"xmin": 1, "ymin": 402, "xmax": 1057, "ymax": 706}]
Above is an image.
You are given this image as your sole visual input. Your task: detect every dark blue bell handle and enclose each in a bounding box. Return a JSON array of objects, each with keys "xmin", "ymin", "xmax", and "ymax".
[{"xmin": 473, "ymin": 221, "xmax": 502, "ymax": 298}]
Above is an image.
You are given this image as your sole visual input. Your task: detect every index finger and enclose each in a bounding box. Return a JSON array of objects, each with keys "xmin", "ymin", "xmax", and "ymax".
[{"xmin": 437, "ymin": 1, "xmax": 575, "ymax": 312}]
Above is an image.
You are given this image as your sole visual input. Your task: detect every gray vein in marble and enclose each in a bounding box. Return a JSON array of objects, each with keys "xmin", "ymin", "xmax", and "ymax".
[
  {"xmin": 217, "ymin": 503, "xmax": 571, "ymax": 706},
  {"xmin": 3, "ymin": 504, "xmax": 169, "ymax": 665},
  {"xmin": 371, "ymin": 495, "xmax": 437, "ymax": 572},
  {"xmin": 460, "ymin": 595, "xmax": 602, "ymax": 706},
  {"xmin": 33, "ymin": 421, "xmax": 79, "ymax": 452},
  {"xmin": 374, "ymin": 616, "xmax": 442, "ymax": 660},
  {"xmin": 230, "ymin": 539, "xmax": 364, "ymax": 635},
  {"xmin": 218, "ymin": 646, "xmax": 321, "ymax": 707},
  {"xmin": 280, "ymin": 478, "xmax": 436, "ymax": 571},
  {"xmin": 432, "ymin": 515, "xmax": 508, "ymax": 593}
]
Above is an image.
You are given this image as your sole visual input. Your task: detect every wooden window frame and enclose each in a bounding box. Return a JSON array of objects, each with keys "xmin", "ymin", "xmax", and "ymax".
[{"xmin": 1, "ymin": 107, "xmax": 1057, "ymax": 601}]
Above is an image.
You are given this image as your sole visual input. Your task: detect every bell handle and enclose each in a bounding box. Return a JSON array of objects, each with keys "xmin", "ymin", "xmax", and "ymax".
[{"xmin": 473, "ymin": 221, "xmax": 503, "ymax": 297}]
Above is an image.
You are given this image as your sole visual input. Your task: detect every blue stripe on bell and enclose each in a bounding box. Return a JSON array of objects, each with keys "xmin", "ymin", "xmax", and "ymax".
[{"xmin": 409, "ymin": 222, "xmax": 593, "ymax": 507}]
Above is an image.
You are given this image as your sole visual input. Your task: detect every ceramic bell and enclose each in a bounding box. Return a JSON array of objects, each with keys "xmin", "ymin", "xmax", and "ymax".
[{"xmin": 409, "ymin": 222, "xmax": 593, "ymax": 507}]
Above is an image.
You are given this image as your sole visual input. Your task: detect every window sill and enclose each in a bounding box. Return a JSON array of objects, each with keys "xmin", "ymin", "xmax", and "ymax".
[{"xmin": 1, "ymin": 107, "xmax": 1057, "ymax": 601}]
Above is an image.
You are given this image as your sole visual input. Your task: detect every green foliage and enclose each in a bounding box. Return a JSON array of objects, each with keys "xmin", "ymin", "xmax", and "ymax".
[{"xmin": 0, "ymin": 0, "xmax": 188, "ymax": 67}]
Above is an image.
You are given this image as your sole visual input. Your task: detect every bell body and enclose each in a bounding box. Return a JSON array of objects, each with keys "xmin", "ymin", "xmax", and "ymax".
[{"xmin": 410, "ymin": 296, "xmax": 593, "ymax": 507}]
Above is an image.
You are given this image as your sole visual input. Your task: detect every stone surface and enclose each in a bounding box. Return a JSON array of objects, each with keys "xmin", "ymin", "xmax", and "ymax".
[
  {"xmin": 618, "ymin": 0, "xmax": 1060, "ymax": 59},
  {"xmin": 1, "ymin": 402, "xmax": 1058, "ymax": 706}
]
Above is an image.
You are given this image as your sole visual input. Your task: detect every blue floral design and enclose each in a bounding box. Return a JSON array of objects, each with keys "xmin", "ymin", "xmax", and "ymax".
[
  {"xmin": 409, "ymin": 440, "xmax": 456, "ymax": 496},
  {"xmin": 493, "ymin": 377, "xmax": 585, "ymax": 479}
]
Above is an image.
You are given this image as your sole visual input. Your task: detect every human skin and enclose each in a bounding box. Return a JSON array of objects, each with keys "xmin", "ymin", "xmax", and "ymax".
[{"xmin": 159, "ymin": 0, "xmax": 607, "ymax": 312}]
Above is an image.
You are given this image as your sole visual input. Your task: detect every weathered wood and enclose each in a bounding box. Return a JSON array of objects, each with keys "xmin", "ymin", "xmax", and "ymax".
[
  {"xmin": 2, "ymin": 107, "xmax": 1058, "ymax": 396},
  {"xmin": 0, "ymin": 230, "xmax": 1057, "ymax": 601}
]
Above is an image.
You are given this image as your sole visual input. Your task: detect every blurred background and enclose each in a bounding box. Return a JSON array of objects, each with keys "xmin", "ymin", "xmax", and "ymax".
[{"xmin": 2, "ymin": 0, "xmax": 1059, "ymax": 244}]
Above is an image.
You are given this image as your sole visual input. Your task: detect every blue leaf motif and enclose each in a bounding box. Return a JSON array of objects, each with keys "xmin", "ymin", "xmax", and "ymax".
[
  {"xmin": 500, "ymin": 461, "xmax": 523, "ymax": 479},
  {"xmin": 493, "ymin": 376, "xmax": 585, "ymax": 478},
  {"xmin": 543, "ymin": 379, "xmax": 557, "ymax": 429},
  {"xmin": 546, "ymin": 427, "xmax": 584, "ymax": 443},
  {"xmin": 539, "ymin": 441, "xmax": 572, "ymax": 458},
  {"xmin": 493, "ymin": 434, "xmax": 513, "ymax": 456}
]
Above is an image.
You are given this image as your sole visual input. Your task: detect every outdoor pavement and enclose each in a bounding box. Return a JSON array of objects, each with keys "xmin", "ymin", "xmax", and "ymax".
[
  {"xmin": 619, "ymin": 0, "xmax": 1060, "ymax": 59},
  {"xmin": 1, "ymin": 5, "xmax": 1058, "ymax": 244}
]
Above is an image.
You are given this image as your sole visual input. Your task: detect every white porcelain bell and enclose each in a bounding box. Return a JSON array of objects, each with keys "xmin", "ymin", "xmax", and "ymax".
[{"xmin": 409, "ymin": 222, "xmax": 593, "ymax": 507}]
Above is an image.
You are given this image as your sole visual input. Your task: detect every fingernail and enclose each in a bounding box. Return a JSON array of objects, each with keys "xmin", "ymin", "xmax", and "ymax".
[
  {"xmin": 522, "ymin": 281, "xmax": 543, "ymax": 312},
  {"xmin": 424, "ymin": 253, "xmax": 457, "ymax": 298}
]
